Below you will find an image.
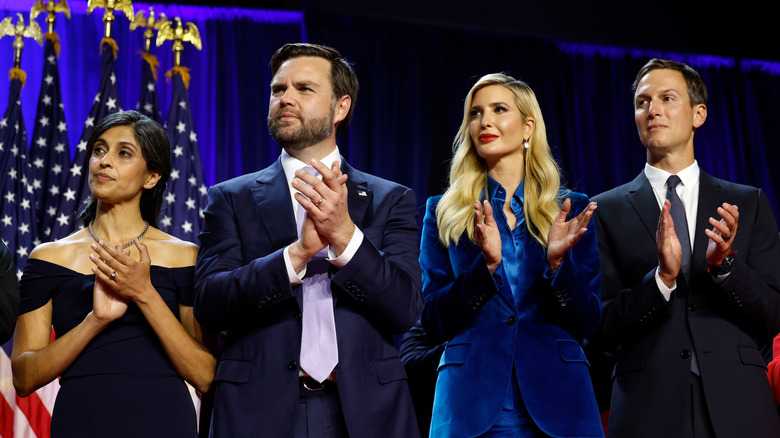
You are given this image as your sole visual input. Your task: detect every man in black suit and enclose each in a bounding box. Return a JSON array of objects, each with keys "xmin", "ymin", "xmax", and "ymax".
[
  {"xmin": 0, "ymin": 240, "xmax": 19, "ymax": 344},
  {"xmin": 593, "ymin": 58, "xmax": 780, "ymax": 438}
]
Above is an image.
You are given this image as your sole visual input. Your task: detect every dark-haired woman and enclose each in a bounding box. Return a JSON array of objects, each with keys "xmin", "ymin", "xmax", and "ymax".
[{"xmin": 11, "ymin": 110, "xmax": 215, "ymax": 437}]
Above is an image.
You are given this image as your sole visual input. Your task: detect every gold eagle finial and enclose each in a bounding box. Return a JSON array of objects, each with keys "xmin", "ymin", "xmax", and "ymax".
[
  {"xmin": 130, "ymin": 7, "xmax": 170, "ymax": 52},
  {"xmin": 87, "ymin": 0, "xmax": 133, "ymax": 39},
  {"xmin": 30, "ymin": 0, "xmax": 71, "ymax": 34},
  {"xmin": 0, "ymin": 13, "xmax": 44, "ymax": 68},
  {"xmin": 156, "ymin": 17, "xmax": 201, "ymax": 67}
]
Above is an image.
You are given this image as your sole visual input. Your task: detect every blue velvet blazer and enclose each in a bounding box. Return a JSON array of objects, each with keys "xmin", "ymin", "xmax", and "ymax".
[{"xmin": 420, "ymin": 192, "xmax": 604, "ymax": 438}]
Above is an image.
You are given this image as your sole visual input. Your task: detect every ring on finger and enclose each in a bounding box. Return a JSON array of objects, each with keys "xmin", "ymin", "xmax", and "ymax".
[
  {"xmin": 316, "ymin": 197, "xmax": 325, "ymax": 206},
  {"xmin": 110, "ymin": 270, "xmax": 116, "ymax": 279},
  {"xmin": 725, "ymin": 229, "xmax": 733, "ymax": 240}
]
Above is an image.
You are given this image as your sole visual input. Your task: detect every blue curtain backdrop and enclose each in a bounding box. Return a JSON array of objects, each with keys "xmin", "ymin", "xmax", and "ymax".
[{"xmin": 2, "ymin": 1, "xmax": 780, "ymax": 227}]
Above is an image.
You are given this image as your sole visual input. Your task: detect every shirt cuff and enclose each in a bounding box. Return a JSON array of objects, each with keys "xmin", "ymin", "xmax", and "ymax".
[
  {"xmin": 655, "ymin": 266, "xmax": 675, "ymax": 301},
  {"xmin": 283, "ymin": 246, "xmax": 305, "ymax": 285},
  {"xmin": 328, "ymin": 227, "xmax": 364, "ymax": 268}
]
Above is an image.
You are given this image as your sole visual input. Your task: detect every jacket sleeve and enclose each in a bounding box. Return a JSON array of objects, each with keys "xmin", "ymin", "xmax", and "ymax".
[{"xmin": 193, "ymin": 185, "xmax": 295, "ymax": 332}]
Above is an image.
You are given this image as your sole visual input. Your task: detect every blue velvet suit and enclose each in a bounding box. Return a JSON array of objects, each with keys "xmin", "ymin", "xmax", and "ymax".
[
  {"xmin": 420, "ymin": 191, "xmax": 604, "ymax": 438},
  {"xmin": 193, "ymin": 158, "xmax": 422, "ymax": 438}
]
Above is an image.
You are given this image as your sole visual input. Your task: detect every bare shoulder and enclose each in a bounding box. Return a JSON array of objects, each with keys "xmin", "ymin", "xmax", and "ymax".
[
  {"xmin": 144, "ymin": 228, "xmax": 199, "ymax": 268},
  {"xmin": 29, "ymin": 229, "xmax": 94, "ymax": 271}
]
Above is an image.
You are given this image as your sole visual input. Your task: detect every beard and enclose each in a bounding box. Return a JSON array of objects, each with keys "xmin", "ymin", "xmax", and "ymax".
[{"xmin": 267, "ymin": 106, "xmax": 335, "ymax": 151}]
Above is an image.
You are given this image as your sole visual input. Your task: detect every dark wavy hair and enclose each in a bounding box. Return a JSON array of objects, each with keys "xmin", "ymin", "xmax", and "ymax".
[
  {"xmin": 79, "ymin": 110, "xmax": 171, "ymax": 227},
  {"xmin": 269, "ymin": 43, "xmax": 359, "ymax": 136}
]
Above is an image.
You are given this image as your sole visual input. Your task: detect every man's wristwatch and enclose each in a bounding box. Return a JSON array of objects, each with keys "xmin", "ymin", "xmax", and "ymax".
[{"xmin": 708, "ymin": 254, "xmax": 735, "ymax": 276}]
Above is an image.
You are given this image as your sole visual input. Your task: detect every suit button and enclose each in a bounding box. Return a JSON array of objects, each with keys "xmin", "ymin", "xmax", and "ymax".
[
  {"xmin": 295, "ymin": 313, "xmax": 302, "ymax": 321},
  {"xmin": 680, "ymin": 350, "xmax": 691, "ymax": 359},
  {"xmin": 507, "ymin": 315, "xmax": 517, "ymax": 325},
  {"xmin": 288, "ymin": 361, "xmax": 298, "ymax": 370},
  {"xmin": 688, "ymin": 304, "xmax": 697, "ymax": 312}
]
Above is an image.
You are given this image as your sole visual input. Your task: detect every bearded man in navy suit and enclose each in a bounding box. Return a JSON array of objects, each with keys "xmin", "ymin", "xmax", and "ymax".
[
  {"xmin": 593, "ymin": 58, "xmax": 780, "ymax": 438},
  {"xmin": 194, "ymin": 43, "xmax": 422, "ymax": 438}
]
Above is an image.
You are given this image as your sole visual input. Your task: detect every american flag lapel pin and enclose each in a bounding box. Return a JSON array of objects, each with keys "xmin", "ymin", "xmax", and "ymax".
[{"xmin": 358, "ymin": 190, "xmax": 367, "ymax": 197}]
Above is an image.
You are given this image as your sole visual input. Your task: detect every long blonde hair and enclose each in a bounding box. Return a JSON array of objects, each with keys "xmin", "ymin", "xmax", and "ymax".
[{"xmin": 436, "ymin": 73, "xmax": 563, "ymax": 247}]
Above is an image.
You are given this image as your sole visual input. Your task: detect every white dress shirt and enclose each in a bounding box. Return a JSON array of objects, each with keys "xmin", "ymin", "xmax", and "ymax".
[
  {"xmin": 644, "ymin": 161, "xmax": 699, "ymax": 301},
  {"xmin": 280, "ymin": 147, "xmax": 364, "ymax": 284}
]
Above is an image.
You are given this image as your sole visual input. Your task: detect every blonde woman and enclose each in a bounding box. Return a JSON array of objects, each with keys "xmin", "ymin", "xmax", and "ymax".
[{"xmin": 420, "ymin": 74, "xmax": 603, "ymax": 437}]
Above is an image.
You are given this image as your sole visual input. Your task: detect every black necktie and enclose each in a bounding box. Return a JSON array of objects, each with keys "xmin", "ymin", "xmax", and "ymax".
[{"xmin": 666, "ymin": 175, "xmax": 691, "ymax": 281}]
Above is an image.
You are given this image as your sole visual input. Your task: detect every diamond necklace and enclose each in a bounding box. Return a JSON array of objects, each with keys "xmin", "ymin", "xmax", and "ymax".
[{"xmin": 88, "ymin": 221, "xmax": 150, "ymax": 248}]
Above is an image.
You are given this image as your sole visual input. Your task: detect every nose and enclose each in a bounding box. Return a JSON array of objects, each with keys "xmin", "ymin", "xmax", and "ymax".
[
  {"xmin": 647, "ymin": 98, "xmax": 661, "ymax": 118},
  {"xmin": 480, "ymin": 113, "xmax": 493, "ymax": 128},
  {"xmin": 278, "ymin": 89, "xmax": 296, "ymax": 107},
  {"xmin": 99, "ymin": 154, "xmax": 112, "ymax": 167}
]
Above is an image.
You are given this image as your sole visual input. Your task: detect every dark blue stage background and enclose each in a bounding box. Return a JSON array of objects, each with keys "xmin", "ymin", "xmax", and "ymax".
[{"xmin": 2, "ymin": 0, "xmax": 780, "ymax": 227}]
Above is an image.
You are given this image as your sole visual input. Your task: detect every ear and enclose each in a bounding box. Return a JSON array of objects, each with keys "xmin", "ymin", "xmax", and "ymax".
[
  {"xmin": 333, "ymin": 95, "xmax": 351, "ymax": 126},
  {"xmin": 693, "ymin": 104, "xmax": 707, "ymax": 129},
  {"xmin": 523, "ymin": 116, "xmax": 536, "ymax": 140},
  {"xmin": 143, "ymin": 170, "xmax": 163, "ymax": 190}
]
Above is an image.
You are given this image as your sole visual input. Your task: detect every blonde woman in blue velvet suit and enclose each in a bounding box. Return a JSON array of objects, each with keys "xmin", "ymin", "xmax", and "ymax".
[{"xmin": 420, "ymin": 73, "xmax": 604, "ymax": 438}]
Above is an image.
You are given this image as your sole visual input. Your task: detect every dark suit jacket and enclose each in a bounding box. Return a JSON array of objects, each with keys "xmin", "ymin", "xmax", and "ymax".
[
  {"xmin": 193, "ymin": 158, "xmax": 422, "ymax": 438},
  {"xmin": 593, "ymin": 171, "xmax": 780, "ymax": 438},
  {"xmin": 420, "ymin": 192, "xmax": 604, "ymax": 438},
  {"xmin": 0, "ymin": 240, "xmax": 19, "ymax": 345}
]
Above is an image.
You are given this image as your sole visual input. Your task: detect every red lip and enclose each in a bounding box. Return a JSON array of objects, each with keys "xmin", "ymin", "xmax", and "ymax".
[
  {"xmin": 95, "ymin": 172, "xmax": 114, "ymax": 181},
  {"xmin": 479, "ymin": 133, "xmax": 498, "ymax": 143}
]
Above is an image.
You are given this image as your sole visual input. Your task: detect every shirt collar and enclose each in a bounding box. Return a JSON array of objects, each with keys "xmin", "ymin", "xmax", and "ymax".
[
  {"xmin": 486, "ymin": 173, "xmax": 525, "ymax": 205},
  {"xmin": 281, "ymin": 146, "xmax": 342, "ymax": 185},
  {"xmin": 644, "ymin": 160, "xmax": 700, "ymax": 192}
]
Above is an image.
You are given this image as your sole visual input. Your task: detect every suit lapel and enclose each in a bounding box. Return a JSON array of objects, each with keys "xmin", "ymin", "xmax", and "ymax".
[
  {"xmin": 249, "ymin": 159, "xmax": 298, "ymax": 250},
  {"xmin": 692, "ymin": 172, "xmax": 724, "ymax": 276},
  {"xmin": 626, "ymin": 172, "xmax": 661, "ymax": 242},
  {"xmin": 342, "ymin": 160, "xmax": 371, "ymax": 228}
]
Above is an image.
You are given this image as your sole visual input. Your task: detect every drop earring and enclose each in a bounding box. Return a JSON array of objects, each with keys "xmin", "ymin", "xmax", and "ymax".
[{"xmin": 524, "ymin": 139, "xmax": 529, "ymax": 149}]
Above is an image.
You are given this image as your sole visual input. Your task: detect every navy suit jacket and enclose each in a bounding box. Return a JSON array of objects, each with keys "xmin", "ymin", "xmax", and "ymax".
[
  {"xmin": 194, "ymin": 158, "xmax": 422, "ymax": 438},
  {"xmin": 420, "ymin": 192, "xmax": 604, "ymax": 438},
  {"xmin": 593, "ymin": 171, "xmax": 780, "ymax": 438}
]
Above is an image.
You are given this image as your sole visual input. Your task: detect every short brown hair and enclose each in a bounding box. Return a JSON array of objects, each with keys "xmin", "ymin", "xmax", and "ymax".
[
  {"xmin": 632, "ymin": 58, "xmax": 708, "ymax": 107},
  {"xmin": 270, "ymin": 43, "xmax": 359, "ymax": 135}
]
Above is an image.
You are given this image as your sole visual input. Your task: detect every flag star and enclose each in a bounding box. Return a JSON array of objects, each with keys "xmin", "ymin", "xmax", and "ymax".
[
  {"xmin": 173, "ymin": 146, "xmax": 184, "ymax": 157},
  {"xmin": 144, "ymin": 103, "xmax": 153, "ymax": 113},
  {"xmin": 110, "ymin": 73, "xmax": 116, "ymax": 85},
  {"xmin": 39, "ymin": 116, "xmax": 50, "ymax": 127},
  {"xmin": 34, "ymin": 157, "xmax": 45, "ymax": 168},
  {"xmin": 55, "ymin": 143, "xmax": 65, "ymax": 153},
  {"xmin": 36, "ymin": 137, "xmax": 47, "ymax": 147},
  {"xmin": 8, "ymin": 168, "xmax": 17, "ymax": 180},
  {"xmin": 93, "ymin": 93, "xmax": 100, "ymax": 103},
  {"xmin": 199, "ymin": 209, "xmax": 205, "ymax": 219},
  {"xmin": 57, "ymin": 121, "xmax": 67, "ymax": 132},
  {"xmin": 31, "ymin": 179, "xmax": 42, "ymax": 190},
  {"xmin": 56, "ymin": 212, "xmax": 70, "ymax": 226},
  {"xmin": 188, "ymin": 176, "xmax": 197, "ymax": 186},
  {"xmin": 21, "ymin": 198, "xmax": 32, "ymax": 210},
  {"xmin": 42, "ymin": 95, "xmax": 52, "ymax": 106},
  {"xmin": 186, "ymin": 198, "xmax": 196, "ymax": 210},
  {"xmin": 165, "ymin": 193, "xmax": 176, "ymax": 204},
  {"xmin": 170, "ymin": 169, "xmax": 180, "ymax": 180},
  {"xmin": 161, "ymin": 216, "xmax": 172, "ymax": 227},
  {"xmin": 189, "ymin": 131, "xmax": 198, "ymax": 142},
  {"xmin": 1, "ymin": 215, "xmax": 11, "ymax": 226},
  {"xmin": 0, "ymin": 117, "xmax": 6, "ymax": 127},
  {"xmin": 52, "ymin": 164, "xmax": 63, "ymax": 175},
  {"xmin": 70, "ymin": 164, "xmax": 82, "ymax": 177},
  {"xmin": 182, "ymin": 221, "xmax": 193, "ymax": 233},
  {"xmin": 63, "ymin": 187, "xmax": 76, "ymax": 201},
  {"xmin": 16, "ymin": 245, "xmax": 28, "ymax": 258},
  {"xmin": 147, "ymin": 82, "xmax": 156, "ymax": 92},
  {"xmin": 178, "ymin": 100, "xmax": 187, "ymax": 110},
  {"xmin": 176, "ymin": 122, "xmax": 187, "ymax": 133},
  {"xmin": 4, "ymin": 191, "xmax": 14, "ymax": 203},
  {"xmin": 47, "ymin": 56, "xmax": 55, "ymax": 66},
  {"xmin": 85, "ymin": 117, "xmax": 95, "ymax": 128},
  {"xmin": 10, "ymin": 145, "xmax": 19, "ymax": 156},
  {"xmin": 77, "ymin": 140, "xmax": 87, "ymax": 151},
  {"xmin": 199, "ymin": 184, "xmax": 207, "ymax": 196},
  {"xmin": 16, "ymin": 269, "xmax": 22, "ymax": 282},
  {"xmin": 18, "ymin": 222, "xmax": 30, "ymax": 234},
  {"xmin": 106, "ymin": 97, "xmax": 117, "ymax": 110},
  {"xmin": 47, "ymin": 206, "xmax": 57, "ymax": 216}
]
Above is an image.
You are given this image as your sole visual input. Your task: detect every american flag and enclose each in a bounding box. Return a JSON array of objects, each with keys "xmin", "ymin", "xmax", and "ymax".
[
  {"xmin": 160, "ymin": 69, "xmax": 206, "ymax": 243},
  {"xmin": 49, "ymin": 40, "xmax": 121, "ymax": 239},
  {"xmin": 29, "ymin": 35, "xmax": 69, "ymax": 244},
  {"xmin": 0, "ymin": 72, "xmax": 60, "ymax": 438},
  {"xmin": 136, "ymin": 51, "xmax": 162, "ymax": 124}
]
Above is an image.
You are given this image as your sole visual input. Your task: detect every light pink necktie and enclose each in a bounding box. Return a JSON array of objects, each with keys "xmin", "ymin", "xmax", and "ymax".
[{"xmin": 297, "ymin": 166, "xmax": 338, "ymax": 382}]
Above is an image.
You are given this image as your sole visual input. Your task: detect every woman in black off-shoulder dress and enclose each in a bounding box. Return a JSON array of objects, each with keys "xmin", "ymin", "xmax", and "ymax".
[{"xmin": 11, "ymin": 111, "xmax": 216, "ymax": 437}]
